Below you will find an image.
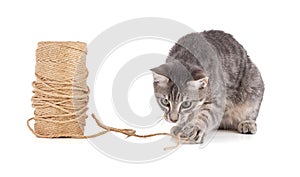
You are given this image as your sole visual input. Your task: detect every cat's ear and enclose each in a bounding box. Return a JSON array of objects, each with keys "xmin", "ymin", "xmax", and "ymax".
[
  {"xmin": 151, "ymin": 72, "xmax": 169, "ymax": 87},
  {"xmin": 187, "ymin": 77, "xmax": 209, "ymax": 90}
]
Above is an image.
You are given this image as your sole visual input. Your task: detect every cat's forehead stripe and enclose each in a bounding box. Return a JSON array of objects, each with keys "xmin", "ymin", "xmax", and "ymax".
[{"xmin": 169, "ymin": 84, "xmax": 183, "ymax": 102}]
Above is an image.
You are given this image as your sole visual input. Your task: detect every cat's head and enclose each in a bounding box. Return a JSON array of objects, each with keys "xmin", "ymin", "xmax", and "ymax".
[{"xmin": 151, "ymin": 61, "xmax": 208, "ymax": 124}]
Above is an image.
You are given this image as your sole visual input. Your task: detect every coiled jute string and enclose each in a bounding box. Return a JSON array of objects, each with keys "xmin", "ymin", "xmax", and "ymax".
[{"xmin": 27, "ymin": 41, "xmax": 185, "ymax": 150}]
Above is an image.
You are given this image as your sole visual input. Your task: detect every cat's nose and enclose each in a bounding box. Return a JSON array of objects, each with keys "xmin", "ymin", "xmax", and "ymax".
[
  {"xmin": 170, "ymin": 118, "xmax": 177, "ymax": 123},
  {"xmin": 169, "ymin": 113, "xmax": 178, "ymax": 123}
]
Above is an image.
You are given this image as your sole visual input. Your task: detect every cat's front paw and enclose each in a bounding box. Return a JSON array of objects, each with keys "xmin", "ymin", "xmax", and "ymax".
[
  {"xmin": 170, "ymin": 126, "xmax": 182, "ymax": 136},
  {"xmin": 180, "ymin": 122, "xmax": 204, "ymax": 144}
]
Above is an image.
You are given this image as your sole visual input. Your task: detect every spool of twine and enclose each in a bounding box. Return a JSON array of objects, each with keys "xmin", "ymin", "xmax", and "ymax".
[
  {"xmin": 27, "ymin": 41, "xmax": 186, "ymax": 150},
  {"xmin": 30, "ymin": 41, "xmax": 89, "ymax": 138}
]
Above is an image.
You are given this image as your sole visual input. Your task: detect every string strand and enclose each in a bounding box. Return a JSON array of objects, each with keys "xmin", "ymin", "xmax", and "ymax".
[{"xmin": 27, "ymin": 114, "xmax": 185, "ymax": 150}]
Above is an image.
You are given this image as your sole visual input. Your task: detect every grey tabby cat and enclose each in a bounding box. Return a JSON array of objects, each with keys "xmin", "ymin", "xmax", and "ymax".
[{"xmin": 151, "ymin": 30, "xmax": 264, "ymax": 143}]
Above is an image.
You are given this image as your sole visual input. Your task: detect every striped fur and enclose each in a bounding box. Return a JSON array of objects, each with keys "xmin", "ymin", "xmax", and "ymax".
[{"xmin": 151, "ymin": 30, "xmax": 264, "ymax": 143}]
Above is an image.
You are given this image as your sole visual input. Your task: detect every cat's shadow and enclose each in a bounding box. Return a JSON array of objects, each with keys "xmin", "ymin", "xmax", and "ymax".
[
  {"xmin": 210, "ymin": 130, "xmax": 255, "ymax": 144},
  {"xmin": 184, "ymin": 130, "xmax": 255, "ymax": 148}
]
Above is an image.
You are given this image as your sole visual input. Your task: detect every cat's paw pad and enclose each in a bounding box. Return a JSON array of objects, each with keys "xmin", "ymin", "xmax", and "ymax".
[
  {"xmin": 238, "ymin": 120, "xmax": 257, "ymax": 134},
  {"xmin": 180, "ymin": 123, "xmax": 204, "ymax": 144}
]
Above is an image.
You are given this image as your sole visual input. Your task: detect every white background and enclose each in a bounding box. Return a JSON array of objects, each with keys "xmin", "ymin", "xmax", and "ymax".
[{"xmin": 1, "ymin": 0, "xmax": 300, "ymax": 176}]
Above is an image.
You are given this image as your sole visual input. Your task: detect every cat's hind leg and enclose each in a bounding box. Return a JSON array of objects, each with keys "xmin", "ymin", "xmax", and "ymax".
[
  {"xmin": 220, "ymin": 97, "xmax": 263, "ymax": 134},
  {"xmin": 235, "ymin": 98, "xmax": 262, "ymax": 134},
  {"xmin": 221, "ymin": 63, "xmax": 264, "ymax": 134}
]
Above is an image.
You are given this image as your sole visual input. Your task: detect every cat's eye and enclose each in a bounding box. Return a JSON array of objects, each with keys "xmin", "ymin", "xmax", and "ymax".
[
  {"xmin": 160, "ymin": 98, "xmax": 169, "ymax": 106},
  {"xmin": 181, "ymin": 101, "xmax": 192, "ymax": 109}
]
